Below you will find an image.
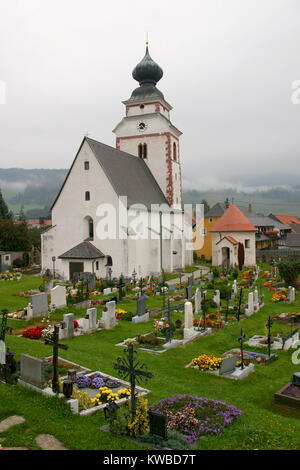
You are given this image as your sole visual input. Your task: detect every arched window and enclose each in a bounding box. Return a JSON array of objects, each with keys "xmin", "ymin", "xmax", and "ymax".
[
  {"xmin": 89, "ymin": 220, "xmax": 94, "ymax": 239},
  {"xmin": 173, "ymin": 142, "xmax": 177, "ymax": 161},
  {"xmin": 143, "ymin": 143, "xmax": 147, "ymax": 158},
  {"xmin": 138, "ymin": 143, "xmax": 143, "ymax": 158}
]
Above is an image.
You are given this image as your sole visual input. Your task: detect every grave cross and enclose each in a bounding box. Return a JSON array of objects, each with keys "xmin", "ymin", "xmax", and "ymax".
[
  {"xmin": 132, "ymin": 268, "xmax": 137, "ymax": 287},
  {"xmin": 118, "ymin": 274, "xmax": 125, "ymax": 301},
  {"xmin": 197, "ymin": 291, "xmax": 206, "ymax": 331},
  {"xmin": 0, "ymin": 309, "xmax": 12, "ymax": 342},
  {"xmin": 113, "ymin": 344, "xmax": 153, "ymax": 421},
  {"xmin": 237, "ymin": 288, "xmax": 243, "ymax": 322},
  {"xmin": 44, "ymin": 324, "xmax": 68, "ymax": 393},
  {"xmin": 225, "ymin": 284, "xmax": 231, "ymax": 323},
  {"xmin": 266, "ymin": 316, "xmax": 273, "ymax": 359},
  {"xmin": 165, "ymin": 298, "xmax": 173, "ymax": 343},
  {"xmin": 238, "ymin": 328, "xmax": 246, "ymax": 370}
]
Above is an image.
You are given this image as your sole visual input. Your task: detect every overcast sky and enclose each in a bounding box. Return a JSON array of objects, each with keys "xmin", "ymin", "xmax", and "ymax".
[{"xmin": 0, "ymin": 0, "xmax": 300, "ymax": 191}]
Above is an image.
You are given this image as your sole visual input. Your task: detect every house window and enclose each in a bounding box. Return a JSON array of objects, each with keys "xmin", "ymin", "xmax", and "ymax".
[
  {"xmin": 138, "ymin": 143, "xmax": 143, "ymax": 158},
  {"xmin": 209, "ymin": 218, "xmax": 213, "ymax": 223},
  {"xmin": 96, "ymin": 261, "xmax": 99, "ymax": 270},
  {"xmin": 85, "ymin": 191, "xmax": 90, "ymax": 201},
  {"xmin": 201, "ymin": 228, "xmax": 207, "ymax": 236},
  {"xmin": 84, "ymin": 161, "xmax": 89, "ymax": 170},
  {"xmin": 245, "ymin": 239, "xmax": 250, "ymax": 248},
  {"xmin": 5, "ymin": 255, "xmax": 9, "ymax": 261}
]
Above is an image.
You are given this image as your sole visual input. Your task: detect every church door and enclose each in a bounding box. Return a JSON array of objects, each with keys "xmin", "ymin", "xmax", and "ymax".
[{"xmin": 69, "ymin": 262, "xmax": 84, "ymax": 281}]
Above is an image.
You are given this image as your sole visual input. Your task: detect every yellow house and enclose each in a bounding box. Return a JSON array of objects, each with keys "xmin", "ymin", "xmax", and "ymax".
[{"xmin": 194, "ymin": 202, "xmax": 227, "ymax": 261}]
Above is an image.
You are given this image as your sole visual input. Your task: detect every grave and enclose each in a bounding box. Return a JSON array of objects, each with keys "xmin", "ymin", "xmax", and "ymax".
[
  {"xmin": 213, "ymin": 290, "xmax": 220, "ymax": 307},
  {"xmin": 18, "ymin": 354, "xmax": 46, "ymax": 390},
  {"xmin": 132, "ymin": 295, "xmax": 149, "ymax": 323},
  {"xmin": 99, "ymin": 301, "xmax": 118, "ymax": 329},
  {"xmin": 79, "ymin": 272, "xmax": 96, "ymax": 289},
  {"xmin": 50, "ymin": 285, "xmax": 67, "ymax": 309},
  {"xmin": 245, "ymin": 292, "xmax": 254, "ymax": 317},
  {"xmin": 26, "ymin": 293, "xmax": 48, "ymax": 319},
  {"xmin": 194, "ymin": 288, "xmax": 202, "ymax": 314},
  {"xmin": 103, "ymin": 288, "xmax": 112, "ymax": 296},
  {"xmin": 245, "ymin": 330, "xmax": 299, "ymax": 351},
  {"xmin": 59, "ymin": 313, "xmax": 75, "ymax": 339}
]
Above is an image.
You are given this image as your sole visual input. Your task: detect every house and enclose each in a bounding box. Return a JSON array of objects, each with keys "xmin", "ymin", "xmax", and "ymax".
[
  {"xmin": 0, "ymin": 251, "xmax": 24, "ymax": 271},
  {"xmin": 193, "ymin": 201, "xmax": 228, "ymax": 261},
  {"xmin": 210, "ymin": 204, "xmax": 257, "ymax": 267},
  {"xmin": 41, "ymin": 44, "xmax": 192, "ymax": 281}
]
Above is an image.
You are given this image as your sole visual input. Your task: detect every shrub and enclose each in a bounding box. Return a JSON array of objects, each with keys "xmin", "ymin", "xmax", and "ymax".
[
  {"xmin": 128, "ymin": 397, "xmax": 150, "ymax": 438},
  {"xmin": 278, "ymin": 261, "xmax": 300, "ymax": 288},
  {"xmin": 109, "ymin": 405, "xmax": 131, "ymax": 437},
  {"xmin": 71, "ymin": 389, "xmax": 93, "ymax": 410}
]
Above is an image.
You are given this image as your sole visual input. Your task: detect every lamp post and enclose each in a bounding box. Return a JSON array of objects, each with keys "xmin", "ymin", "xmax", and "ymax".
[
  {"xmin": 132, "ymin": 268, "xmax": 137, "ymax": 287},
  {"xmin": 52, "ymin": 256, "xmax": 56, "ymax": 279}
]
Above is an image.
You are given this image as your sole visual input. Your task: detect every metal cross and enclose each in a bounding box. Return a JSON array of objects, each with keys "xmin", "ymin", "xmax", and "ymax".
[
  {"xmin": 113, "ymin": 344, "xmax": 153, "ymax": 421},
  {"xmin": 118, "ymin": 274, "xmax": 125, "ymax": 301},
  {"xmin": 197, "ymin": 291, "xmax": 206, "ymax": 331},
  {"xmin": 225, "ymin": 284, "xmax": 230, "ymax": 323},
  {"xmin": 132, "ymin": 268, "xmax": 137, "ymax": 287},
  {"xmin": 266, "ymin": 316, "xmax": 273, "ymax": 359},
  {"xmin": 237, "ymin": 288, "xmax": 243, "ymax": 322},
  {"xmin": 165, "ymin": 298, "xmax": 173, "ymax": 343},
  {"xmin": 44, "ymin": 324, "xmax": 68, "ymax": 393},
  {"xmin": 0, "ymin": 310, "xmax": 12, "ymax": 342},
  {"xmin": 238, "ymin": 328, "xmax": 246, "ymax": 370}
]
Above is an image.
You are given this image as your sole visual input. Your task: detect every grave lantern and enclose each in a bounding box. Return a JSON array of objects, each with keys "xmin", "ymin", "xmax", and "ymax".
[
  {"xmin": 63, "ymin": 380, "xmax": 73, "ymax": 399},
  {"xmin": 104, "ymin": 401, "xmax": 119, "ymax": 420}
]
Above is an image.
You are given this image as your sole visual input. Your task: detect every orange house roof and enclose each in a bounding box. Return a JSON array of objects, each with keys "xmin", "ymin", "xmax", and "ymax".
[
  {"xmin": 210, "ymin": 204, "xmax": 257, "ymax": 232},
  {"xmin": 273, "ymin": 214, "xmax": 300, "ymax": 227}
]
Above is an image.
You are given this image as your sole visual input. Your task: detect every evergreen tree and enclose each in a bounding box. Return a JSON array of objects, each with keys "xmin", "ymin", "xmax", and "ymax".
[{"xmin": 0, "ymin": 189, "xmax": 13, "ymax": 220}]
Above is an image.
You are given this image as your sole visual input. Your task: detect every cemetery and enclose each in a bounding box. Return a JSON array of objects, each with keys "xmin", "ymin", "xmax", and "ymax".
[{"xmin": 0, "ymin": 262, "xmax": 300, "ymax": 450}]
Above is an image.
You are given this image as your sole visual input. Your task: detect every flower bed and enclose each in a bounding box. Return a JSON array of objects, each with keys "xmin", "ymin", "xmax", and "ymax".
[
  {"xmin": 188, "ymin": 354, "xmax": 223, "ymax": 371},
  {"xmin": 149, "ymin": 395, "xmax": 242, "ymax": 444},
  {"xmin": 274, "ymin": 383, "xmax": 300, "ymax": 412},
  {"xmin": 22, "ymin": 325, "xmax": 46, "ymax": 339}
]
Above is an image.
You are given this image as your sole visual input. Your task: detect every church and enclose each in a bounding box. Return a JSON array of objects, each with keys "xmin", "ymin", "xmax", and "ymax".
[{"xmin": 41, "ymin": 44, "xmax": 193, "ymax": 280}]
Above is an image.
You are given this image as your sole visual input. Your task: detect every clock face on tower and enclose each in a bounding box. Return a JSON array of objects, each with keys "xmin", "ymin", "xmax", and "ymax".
[{"xmin": 137, "ymin": 120, "xmax": 148, "ymax": 132}]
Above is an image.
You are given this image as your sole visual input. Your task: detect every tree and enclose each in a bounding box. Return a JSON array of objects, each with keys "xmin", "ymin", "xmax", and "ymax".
[
  {"xmin": 0, "ymin": 189, "xmax": 13, "ymax": 220},
  {"xmin": 0, "ymin": 220, "xmax": 31, "ymax": 251},
  {"xmin": 201, "ymin": 199, "xmax": 210, "ymax": 214},
  {"xmin": 278, "ymin": 261, "xmax": 300, "ymax": 288}
]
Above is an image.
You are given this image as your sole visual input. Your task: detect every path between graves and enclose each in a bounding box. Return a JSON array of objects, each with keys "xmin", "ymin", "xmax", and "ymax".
[
  {"xmin": 0, "ymin": 415, "xmax": 68, "ymax": 450},
  {"xmin": 166, "ymin": 266, "xmax": 210, "ymax": 286}
]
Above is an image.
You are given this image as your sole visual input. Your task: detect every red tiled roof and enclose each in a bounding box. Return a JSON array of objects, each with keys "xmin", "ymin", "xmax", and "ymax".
[
  {"xmin": 274, "ymin": 214, "xmax": 300, "ymax": 227},
  {"xmin": 216, "ymin": 235, "xmax": 239, "ymax": 246},
  {"xmin": 211, "ymin": 204, "xmax": 257, "ymax": 232}
]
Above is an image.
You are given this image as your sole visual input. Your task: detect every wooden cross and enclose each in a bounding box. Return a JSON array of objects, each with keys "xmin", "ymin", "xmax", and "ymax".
[
  {"xmin": 44, "ymin": 324, "xmax": 68, "ymax": 393},
  {"xmin": 238, "ymin": 328, "xmax": 246, "ymax": 370},
  {"xmin": 225, "ymin": 284, "xmax": 231, "ymax": 323},
  {"xmin": 113, "ymin": 344, "xmax": 153, "ymax": 420},
  {"xmin": 197, "ymin": 291, "xmax": 206, "ymax": 331}
]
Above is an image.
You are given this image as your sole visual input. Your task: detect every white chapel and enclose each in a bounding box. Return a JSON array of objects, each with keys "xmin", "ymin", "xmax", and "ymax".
[{"xmin": 41, "ymin": 44, "xmax": 193, "ymax": 280}]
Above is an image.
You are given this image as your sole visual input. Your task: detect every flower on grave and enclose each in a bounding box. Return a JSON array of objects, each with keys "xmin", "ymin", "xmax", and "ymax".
[{"xmin": 74, "ymin": 320, "xmax": 79, "ymax": 329}]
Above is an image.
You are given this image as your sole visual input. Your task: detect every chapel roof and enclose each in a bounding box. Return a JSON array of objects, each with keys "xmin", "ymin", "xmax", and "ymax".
[
  {"xmin": 210, "ymin": 204, "xmax": 257, "ymax": 232},
  {"xmin": 58, "ymin": 241, "xmax": 105, "ymax": 260}
]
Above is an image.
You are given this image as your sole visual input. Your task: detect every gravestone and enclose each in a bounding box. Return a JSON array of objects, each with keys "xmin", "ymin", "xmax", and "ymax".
[
  {"xmin": 194, "ymin": 288, "xmax": 202, "ymax": 314},
  {"xmin": 60, "ymin": 313, "xmax": 74, "ymax": 339},
  {"xmin": 27, "ymin": 293, "xmax": 48, "ymax": 319},
  {"xmin": 86, "ymin": 308, "xmax": 97, "ymax": 330},
  {"xmin": 253, "ymin": 289, "xmax": 259, "ymax": 310},
  {"xmin": 186, "ymin": 284, "xmax": 193, "ymax": 300},
  {"xmin": 213, "ymin": 290, "xmax": 220, "ymax": 307},
  {"xmin": 232, "ymin": 280, "xmax": 238, "ymax": 298},
  {"xmin": 103, "ymin": 288, "xmax": 112, "ymax": 296},
  {"xmin": 245, "ymin": 292, "xmax": 254, "ymax": 316},
  {"xmin": 99, "ymin": 301, "xmax": 117, "ymax": 329},
  {"xmin": 0, "ymin": 340, "xmax": 5, "ymax": 365},
  {"xmin": 132, "ymin": 295, "xmax": 149, "ymax": 323},
  {"xmin": 183, "ymin": 302, "xmax": 195, "ymax": 340},
  {"xmin": 219, "ymin": 355, "xmax": 238, "ymax": 376},
  {"xmin": 79, "ymin": 272, "xmax": 96, "ymax": 289},
  {"xmin": 50, "ymin": 285, "xmax": 67, "ymax": 308},
  {"xmin": 208, "ymin": 272, "xmax": 213, "ymax": 282},
  {"xmin": 19, "ymin": 354, "xmax": 45, "ymax": 389},
  {"xmin": 168, "ymin": 284, "xmax": 175, "ymax": 293}
]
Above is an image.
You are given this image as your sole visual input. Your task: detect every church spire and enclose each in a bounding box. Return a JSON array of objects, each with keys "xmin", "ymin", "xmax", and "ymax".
[{"xmin": 128, "ymin": 44, "xmax": 164, "ymax": 102}]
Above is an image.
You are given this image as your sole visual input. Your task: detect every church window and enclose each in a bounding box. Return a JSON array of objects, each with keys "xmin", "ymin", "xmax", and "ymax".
[
  {"xmin": 138, "ymin": 143, "xmax": 143, "ymax": 158},
  {"xmin": 89, "ymin": 220, "xmax": 94, "ymax": 239},
  {"xmin": 245, "ymin": 239, "xmax": 250, "ymax": 248},
  {"xmin": 209, "ymin": 218, "xmax": 213, "ymax": 223},
  {"xmin": 143, "ymin": 143, "xmax": 147, "ymax": 158},
  {"xmin": 173, "ymin": 142, "xmax": 177, "ymax": 161},
  {"xmin": 84, "ymin": 161, "xmax": 89, "ymax": 170},
  {"xmin": 85, "ymin": 191, "xmax": 90, "ymax": 201},
  {"xmin": 96, "ymin": 261, "xmax": 99, "ymax": 270},
  {"xmin": 140, "ymin": 104, "xmax": 144, "ymax": 109}
]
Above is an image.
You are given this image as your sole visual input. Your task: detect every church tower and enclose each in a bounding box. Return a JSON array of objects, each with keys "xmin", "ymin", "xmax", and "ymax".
[{"xmin": 113, "ymin": 44, "xmax": 183, "ymax": 209}]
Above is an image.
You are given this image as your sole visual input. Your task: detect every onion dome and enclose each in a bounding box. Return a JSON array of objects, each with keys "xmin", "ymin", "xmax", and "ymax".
[
  {"xmin": 132, "ymin": 46, "xmax": 163, "ymax": 85},
  {"xmin": 128, "ymin": 46, "xmax": 164, "ymax": 102}
]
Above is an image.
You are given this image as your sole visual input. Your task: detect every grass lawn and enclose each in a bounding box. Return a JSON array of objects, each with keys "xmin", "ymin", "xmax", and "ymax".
[
  {"xmin": 0, "ymin": 271, "xmax": 300, "ymax": 450},
  {"xmin": 0, "ymin": 275, "xmax": 42, "ymax": 312}
]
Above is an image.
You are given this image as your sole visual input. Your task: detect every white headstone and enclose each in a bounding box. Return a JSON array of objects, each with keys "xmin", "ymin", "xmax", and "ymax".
[
  {"xmin": 195, "ymin": 288, "xmax": 202, "ymax": 314},
  {"xmin": 213, "ymin": 290, "xmax": 220, "ymax": 307},
  {"xmin": 29, "ymin": 293, "xmax": 48, "ymax": 318},
  {"xmin": 100, "ymin": 301, "xmax": 117, "ymax": 329},
  {"xmin": 64, "ymin": 313, "xmax": 74, "ymax": 338},
  {"xmin": 183, "ymin": 302, "xmax": 195, "ymax": 340},
  {"xmin": 254, "ymin": 289, "xmax": 259, "ymax": 308},
  {"xmin": 86, "ymin": 308, "xmax": 97, "ymax": 330},
  {"xmin": 0, "ymin": 340, "xmax": 5, "ymax": 365},
  {"xmin": 50, "ymin": 285, "xmax": 67, "ymax": 308},
  {"xmin": 103, "ymin": 288, "xmax": 112, "ymax": 296},
  {"xmin": 245, "ymin": 292, "xmax": 254, "ymax": 316}
]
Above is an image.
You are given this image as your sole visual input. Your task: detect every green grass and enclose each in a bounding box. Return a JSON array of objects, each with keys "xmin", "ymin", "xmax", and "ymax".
[
  {"xmin": 0, "ymin": 270, "xmax": 300, "ymax": 450},
  {"xmin": 0, "ymin": 276, "xmax": 43, "ymax": 312}
]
